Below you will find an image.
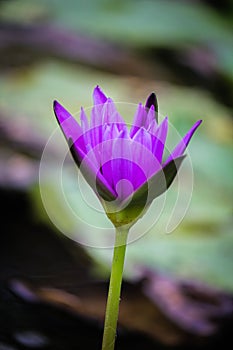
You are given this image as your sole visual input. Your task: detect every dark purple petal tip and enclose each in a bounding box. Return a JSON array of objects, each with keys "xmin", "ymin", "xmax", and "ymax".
[
  {"xmin": 53, "ymin": 100, "xmax": 59, "ymax": 116},
  {"xmin": 145, "ymin": 93, "xmax": 158, "ymax": 113},
  {"xmin": 53, "ymin": 100, "xmax": 69, "ymax": 125}
]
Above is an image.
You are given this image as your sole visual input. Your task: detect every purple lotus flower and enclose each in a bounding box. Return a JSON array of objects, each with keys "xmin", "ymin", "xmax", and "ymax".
[{"xmin": 54, "ymin": 86, "xmax": 201, "ymax": 226}]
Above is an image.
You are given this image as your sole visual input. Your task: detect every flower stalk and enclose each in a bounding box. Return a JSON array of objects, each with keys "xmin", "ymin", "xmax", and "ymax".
[{"xmin": 101, "ymin": 227, "xmax": 129, "ymax": 350}]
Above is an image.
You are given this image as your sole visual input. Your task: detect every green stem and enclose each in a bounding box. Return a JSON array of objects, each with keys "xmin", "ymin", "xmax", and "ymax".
[{"xmin": 101, "ymin": 227, "xmax": 129, "ymax": 350}]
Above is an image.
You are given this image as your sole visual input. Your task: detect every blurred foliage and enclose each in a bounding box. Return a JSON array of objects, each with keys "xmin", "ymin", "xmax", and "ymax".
[
  {"xmin": 0, "ymin": 0, "xmax": 233, "ymax": 291},
  {"xmin": 1, "ymin": 0, "xmax": 233, "ymax": 80}
]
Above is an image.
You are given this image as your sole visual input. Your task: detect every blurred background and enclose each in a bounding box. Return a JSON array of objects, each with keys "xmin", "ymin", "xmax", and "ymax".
[{"xmin": 0, "ymin": 0, "xmax": 233, "ymax": 349}]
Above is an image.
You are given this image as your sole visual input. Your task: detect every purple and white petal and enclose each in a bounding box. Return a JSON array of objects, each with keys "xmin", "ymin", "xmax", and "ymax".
[
  {"xmin": 130, "ymin": 103, "xmax": 147, "ymax": 137},
  {"xmin": 80, "ymin": 107, "xmax": 89, "ymax": 133},
  {"xmin": 101, "ymin": 98, "xmax": 126, "ymax": 128},
  {"xmin": 71, "ymin": 137, "xmax": 116, "ymax": 199},
  {"xmin": 151, "ymin": 117, "xmax": 168, "ymax": 163},
  {"xmin": 133, "ymin": 127, "xmax": 152, "ymax": 152}
]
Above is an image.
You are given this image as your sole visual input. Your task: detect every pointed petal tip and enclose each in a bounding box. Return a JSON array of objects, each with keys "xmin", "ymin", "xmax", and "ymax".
[
  {"xmin": 94, "ymin": 85, "xmax": 101, "ymax": 93},
  {"xmin": 194, "ymin": 119, "xmax": 202, "ymax": 126},
  {"xmin": 53, "ymin": 100, "xmax": 67, "ymax": 115},
  {"xmin": 53, "ymin": 99, "xmax": 60, "ymax": 111},
  {"xmin": 53, "ymin": 100, "xmax": 71, "ymax": 125},
  {"xmin": 190, "ymin": 119, "xmax": 203, "ymax": 136},
  {"xmin": 145, "ymin": 92, "xmax": 158, "ymax": 113},
  {"xmin": 93, "ymin": 85, "xmax": 108, "ymax": 105},
  {"xmin": 53, "ymin": 100, "xmax": 62, "ymax": 122},
  {"xmin": 165, "ymin": 119, "xmax": 202, "ymax": 163}
]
